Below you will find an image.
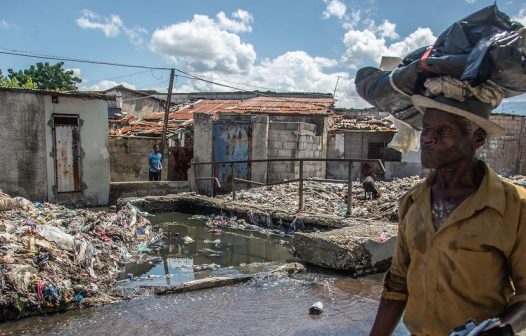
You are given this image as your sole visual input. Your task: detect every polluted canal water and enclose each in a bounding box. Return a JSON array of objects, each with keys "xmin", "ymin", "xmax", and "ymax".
[{"xmin": 1, "ymin": 212, "xmax": 408, "ymax": 335}]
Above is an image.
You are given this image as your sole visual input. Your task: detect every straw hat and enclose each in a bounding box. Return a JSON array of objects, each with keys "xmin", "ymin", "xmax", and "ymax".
[{"xmin": 411, "ymin": 95, "xmax": 505, "ymax": 137}]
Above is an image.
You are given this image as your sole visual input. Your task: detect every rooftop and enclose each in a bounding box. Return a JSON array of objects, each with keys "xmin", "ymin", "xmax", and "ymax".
[{"xmin": 330, "ymin": 115, "xmax": 397, "ymax": 132}]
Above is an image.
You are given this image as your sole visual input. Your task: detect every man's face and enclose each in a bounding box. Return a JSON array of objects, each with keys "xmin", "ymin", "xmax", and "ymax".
[
  {"xmin": 154, "ymin": 145, "xmax": 160, "ymax": 153},
  {"xmin": 420, "ymin": 109, "xmax": 475, "ymax": 169}
]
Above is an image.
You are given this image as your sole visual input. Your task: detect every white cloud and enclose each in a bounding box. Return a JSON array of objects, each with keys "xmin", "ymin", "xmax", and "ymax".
[
  {"xmin": 323, "ymin": 0, "xmax": 347, "ymax": 19},
  {"xmin": 342, "ymin": 26, "xmax": 436, "ymax": 67},
  {"xmin": 174, "ymin": 50, "xmax": 361, "ymax": 107},
  {"xmin": 149, "ymin": 12, "xmax": 256, "ymax": 73},
  {"xmin": 465, "ymin": 0, "xmax": 477, "ymax": 4},
  {"xmin": 378, "ymin": 20, "xmax": 399, "ymax": 39},
  {"xmin": 85, "ymin": 80, "xmax": 136, "ymax": 91},
  {"xmin": 216, "ymin": 9, "xmax": 253, "ymax": 33},
  {"xmin": 76, "ymin": 9, "xmax": 147, "ymax": 46},
  {"xmin": 0, "ymin": 19, "xmax": 11, "ymax": 29},
  {"xmin": 512, "ymin": 8, "xmax": 526, "ymax": 26},
  {"xmin": 66, "ymin": 68, "xmax": 81, "ymax": 78}
]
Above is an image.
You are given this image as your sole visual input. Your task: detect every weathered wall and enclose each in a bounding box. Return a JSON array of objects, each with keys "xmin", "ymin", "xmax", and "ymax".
[
  {"xmin": 481, "ymin": 114, "xmax": 526, "ymax": 176},
  {"xmin": 109, "ymin": 136, "xmax": 168, "ymax": 182},
  {"xmin": 108, "ymin": 181, "xmax": 190, "ymax": 204},
  {"xmin": 0, "ymin": 90, "xmax": 48, "ymax": 200},
  {"xmin": 251, "ymin": 115, "xmax": 269, "ymax": 183},
  {"xmin": 478, "ymin": 136, "xmax": 522, "ymax": 176},
  {"xmin": 326, "ymin": 131, "xmax": 397, "ymax": 180},
  {"xmin": 108, "ymin": 89, "xmax": 164, "ymax": 119},
  {"xmin": 267, "ymin": 121, "xmax": 324, "ymax": 183},
  {"xmin": 44, "ymin": 96, "xmax": 110, "ymax": 205},
  {"xmin": 192, "ymin": 113, "xmax": 213, "ymax": 194}
]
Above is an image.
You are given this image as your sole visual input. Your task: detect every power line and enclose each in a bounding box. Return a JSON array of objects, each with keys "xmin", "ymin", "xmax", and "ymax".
[
  {"xmin": 0, "ymin": 49, "xmax": 172, "ymax": 71},
  {"xmin": 0, "ymin": 47, "xmax": 338, "ymax": 109}
]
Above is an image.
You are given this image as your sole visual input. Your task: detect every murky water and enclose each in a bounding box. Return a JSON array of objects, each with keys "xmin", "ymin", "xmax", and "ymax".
[{"xmin": 0, "ymin": 212, "xmax": 408, "ymax": 335}]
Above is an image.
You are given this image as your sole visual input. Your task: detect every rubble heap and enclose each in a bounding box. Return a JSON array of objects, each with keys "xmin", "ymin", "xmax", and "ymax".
[
  {"xmin": 219, "ymin": 175, "xmax": 526, "ymax": 221},
  {"xmin": 0, "ymin": 191, "xmax": 160, "ymax": 321}
]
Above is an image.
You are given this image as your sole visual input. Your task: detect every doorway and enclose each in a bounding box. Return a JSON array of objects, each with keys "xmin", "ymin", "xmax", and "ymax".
[{"xmin": 53, "ymin": 115, "xmax": 81, "ymax": 193}]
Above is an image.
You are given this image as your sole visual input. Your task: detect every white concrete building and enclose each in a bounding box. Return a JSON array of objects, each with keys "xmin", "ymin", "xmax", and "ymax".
[{"xmin": 0, "ymin": 88, "xmax": 111, "ymax": 205}]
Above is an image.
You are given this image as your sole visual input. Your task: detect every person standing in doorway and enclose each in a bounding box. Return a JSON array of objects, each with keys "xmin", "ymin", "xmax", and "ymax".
[{"xmin": 148, "ymin": 144, "xmax": 162, "ymax": 181}]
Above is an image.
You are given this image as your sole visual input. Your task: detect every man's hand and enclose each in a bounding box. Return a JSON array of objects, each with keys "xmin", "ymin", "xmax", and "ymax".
[{"xmin": 369, "ymin": 298, "xmax": 406, "ymax": 336}]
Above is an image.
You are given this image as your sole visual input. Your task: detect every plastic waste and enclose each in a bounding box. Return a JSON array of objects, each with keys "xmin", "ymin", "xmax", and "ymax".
[
  {"xmin": 37, "ymin": 225, "xmax": 75, "ymax": 251},
  {"xmin": 181, "ymin": 236, "xmax": 194, "ymax": 244},
  {"xmin": 387, "ymin": 115, "xmax": 421, "ymax": 154},
  {"xmin": 0, "ymin": 191, "xmax": 14, "ymax": 211},
  {"xmin": 309, "ymin": 301, "xmax": 324, "ymax": 315},
  {"xmin": 12, "ymin": 197, "xmax": 35, "ymax": 210},
  {"xmin": 73, "ymin": 292, "xmax": 84, "ymax": 302}
]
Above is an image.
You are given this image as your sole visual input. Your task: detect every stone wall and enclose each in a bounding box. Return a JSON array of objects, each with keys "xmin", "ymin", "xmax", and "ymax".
[
  {"xmin": 267, "ymin": 121, "xmax": 324, "ymax": 182},
  {"xmin": 109, "ymin": 136, "xmax": 168, "ymax": 182}
]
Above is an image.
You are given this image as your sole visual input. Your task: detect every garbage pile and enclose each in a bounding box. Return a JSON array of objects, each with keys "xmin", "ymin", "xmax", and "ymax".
[
  {"xmin": 0, "ymin": 191, "xmax": 160, "ymax": 321},
  {"xmin": 190, "ymin": 214, "xmax": 295, "ymax": 237},
  {"xmin": 218, "ymin": 177, "xmax": 423, "ymax": 221},
  {"xmin": 356, "ymin": 5, "xmax": 526, "ymax": 130}
]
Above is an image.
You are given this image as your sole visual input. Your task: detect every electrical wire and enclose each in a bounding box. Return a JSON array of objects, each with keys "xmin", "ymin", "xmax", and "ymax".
[{"xmin": 0, "ymin": 47, "xmax": 337, "ymax": 109}]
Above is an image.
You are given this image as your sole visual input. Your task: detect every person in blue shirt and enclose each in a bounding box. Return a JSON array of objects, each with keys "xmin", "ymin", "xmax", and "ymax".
[{"xmin": 148, "ymin": 144, "xmax": 162, "ymax": 181}]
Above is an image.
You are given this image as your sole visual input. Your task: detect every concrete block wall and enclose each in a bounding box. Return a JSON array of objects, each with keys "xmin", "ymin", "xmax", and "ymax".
[
  {"xmin": 478, "ymin": 136, "xmax": 522, "ymax": 176},
  {"xmin": 109, "ymin": 137, "xmax": 168, "ymax": 182},
  {"xmin": 488, "ymin": 114, "xmax": 526, "ymax": 175},
  {"xmin": 490, "ymin": 115, "xmax": 526, "ymax": 136},
  {"xmin": 267, "ymin": 121, "xmax": 324, "ymax": 182}
]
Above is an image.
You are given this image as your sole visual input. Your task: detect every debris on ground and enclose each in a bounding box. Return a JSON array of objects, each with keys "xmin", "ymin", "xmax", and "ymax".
[
  {"xmin": 190, "ymin": 213, "xmax": 297, "ymax": 237},
  {"xmin": 293, "ymin": 222, "xmax": 398, "ymax": 275},
  {"xmin": 217, "ymin": 175, "xmax": 526, "ymax": 221},
  {"xmin": 0, "ymin": 191, "xmax": 161, "ymax": 321},
  {"xmin": 217, "ymin": 177, "xmax": 423, "ymax": 221}
]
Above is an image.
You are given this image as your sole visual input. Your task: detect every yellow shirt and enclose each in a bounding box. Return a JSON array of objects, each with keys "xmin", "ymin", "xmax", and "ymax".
[{"xmin": 383, "ymin": 162, "xmax": 526, "ymax": 335}]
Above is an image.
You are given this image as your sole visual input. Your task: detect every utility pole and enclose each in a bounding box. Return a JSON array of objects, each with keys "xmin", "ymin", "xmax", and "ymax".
[
  {"xmin": 161, "ymin": 69, "xmax": 176, "ymax": 156},
  {"xmin": 333, "ymin": 76, "xmax": 341, "ymax": 98}
]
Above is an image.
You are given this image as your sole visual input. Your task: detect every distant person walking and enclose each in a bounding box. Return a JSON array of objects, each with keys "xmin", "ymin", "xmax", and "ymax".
[{"xmin": 148, "ymin": 144, "xmax": 162, "ymax": 181}]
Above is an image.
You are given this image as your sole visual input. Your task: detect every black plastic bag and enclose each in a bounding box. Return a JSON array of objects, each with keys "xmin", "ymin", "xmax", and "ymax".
[
  {"xmin": 461, "ymin": 30, "xmax": 526, "ymax": 95},
  {"xmin": 433, "ymin": 5, "xmax": 514, "ymax": 55}
]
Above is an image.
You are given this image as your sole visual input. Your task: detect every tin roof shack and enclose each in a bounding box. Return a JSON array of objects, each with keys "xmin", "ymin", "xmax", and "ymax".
[
  {"xmin": 192, "ymin": 96, "xmax": 334, "ymax": 195},
  {"xmin": 477, "ymin": 113, "xmax": 526, "ymax": 176},
  {"xmin": 327, "ymin": 115, "xmax": 401, "ymax": 180},
  {"xmin": 0, "ymin": 88, "xmax": 111, "ymax": 205}
]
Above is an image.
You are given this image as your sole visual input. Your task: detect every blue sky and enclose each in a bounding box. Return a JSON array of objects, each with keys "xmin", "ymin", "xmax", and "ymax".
[{"xmin": 0, "ymin": 0, "xmax": 525, "ymax": 109}]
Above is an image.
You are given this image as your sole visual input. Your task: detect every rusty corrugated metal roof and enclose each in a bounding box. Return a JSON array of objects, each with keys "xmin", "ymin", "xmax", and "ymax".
[
  {"xmin": 330, "ymin": 115, "xmax": 397, "ymax": 132},
  {"xmin": 145, "ymin": 97, "xmax": 334, "ymax": 121}
]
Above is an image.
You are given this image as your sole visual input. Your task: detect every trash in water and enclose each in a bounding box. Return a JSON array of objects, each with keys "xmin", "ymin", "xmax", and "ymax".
[{"xmin": 309, "ymin": 301, "xmax": 324, "ymax": 315}]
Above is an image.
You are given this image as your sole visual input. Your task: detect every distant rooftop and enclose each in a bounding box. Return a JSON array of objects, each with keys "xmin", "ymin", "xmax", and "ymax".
[
  {"xmin": 143, "ymin": 96, "xmax": 335, "ymax": 121},
  {"xmin": 493, "ymin": 101, "xmax": 526, "ymax": 116}
]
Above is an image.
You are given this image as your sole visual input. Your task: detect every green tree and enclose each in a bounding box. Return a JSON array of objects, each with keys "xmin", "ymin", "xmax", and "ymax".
[
  {"xmin": 0, "ymin": 69, "xmax": 37, "ymax": 89},
  {"xmin": 7, "ymin": 62, "xmax": 81, "ymax": 91}
]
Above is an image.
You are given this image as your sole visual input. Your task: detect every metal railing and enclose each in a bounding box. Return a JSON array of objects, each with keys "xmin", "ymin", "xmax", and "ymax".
[{"xmin": 190, "ymin": 158, "xmax": 385, "ymax": 215}]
